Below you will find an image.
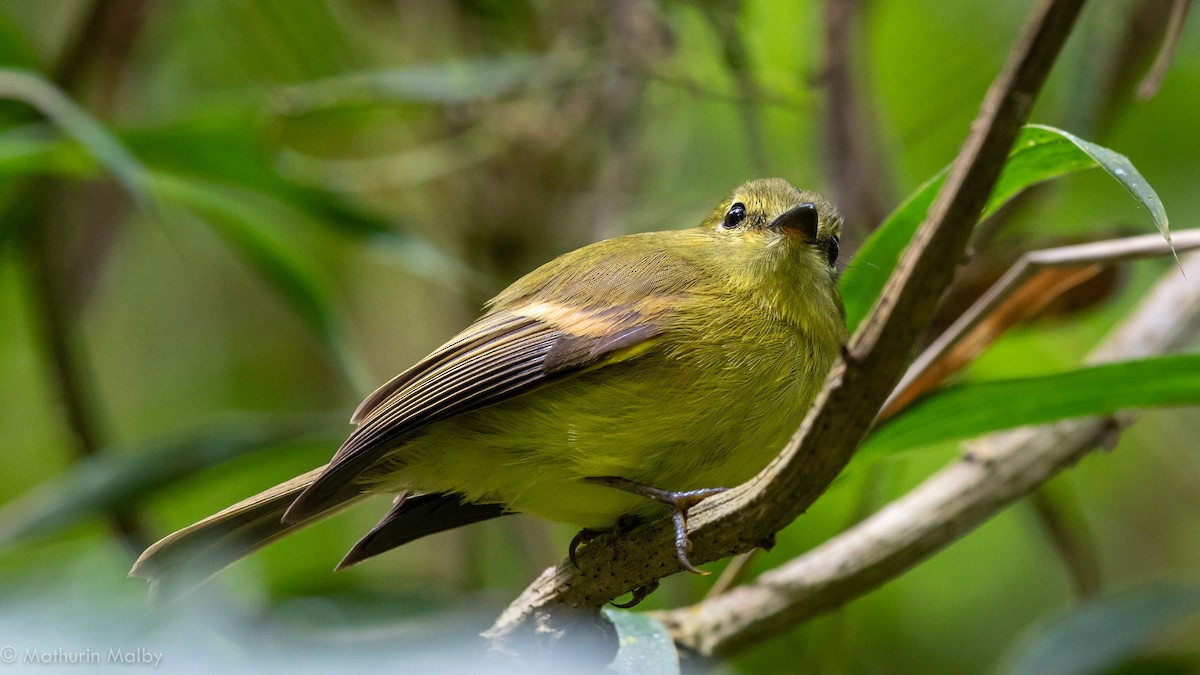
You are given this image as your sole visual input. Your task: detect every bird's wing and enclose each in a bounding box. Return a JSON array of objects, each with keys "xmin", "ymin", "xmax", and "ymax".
[{"xmin": 282, "ymin": 297, "xmax": 672, "ymax": 522}]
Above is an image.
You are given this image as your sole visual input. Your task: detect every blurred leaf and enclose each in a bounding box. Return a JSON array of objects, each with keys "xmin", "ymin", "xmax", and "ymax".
[
  {"xmin": 0, "ymin": 417, "xmax": 338, "ymax": 547},
  {"xmin": 0, "ymin": 114, "xmax": 484, "ymax": 297},
  {"xmin": 150, "ymin": 170, "xmax": 368, "ymax": 391},
  {"xmin": 995, "ymin": 584, "xmax": 1200, "ymax": 675},
  {"xmin": 0, "ymin": 123, "xmax": 95, "ymax": 179},
  {"xmin": 841, "ymin": 125, "xmax": 1171, "ymax": 333},
  {"xmin": 125, "ymin": 117, "xmax": 394, "ymax": 238},
  {"xmin": 126, "ymin": 117, "xmax": 487, "ymax": 293},
  {"xmin": 274, "ymin": 54, "xmax": 544, "ymax": 114},
  {"xmin": 863, "ymin": 354, "xmax": 1200, "ymax": 455},
  {"xmin": 603, "ymin": 608, "xmax": 680, "ymax": 675},
  {"xmin": 0, "ymin": 68, "xmax": 151, "ymax": 206},
  {"xmin": 233, "ymin": 0, "xmax": 357, "ymax": 79},
  {"xmin": 0, "ymin": 14, "xmax": 39, "ymax": 70}
]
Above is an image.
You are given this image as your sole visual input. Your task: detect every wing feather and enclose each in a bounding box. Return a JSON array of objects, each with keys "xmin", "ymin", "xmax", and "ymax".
[
  {"xmin": 282, "ymin": 305, "xmax": 665, "ymax": 523},
  {"xmin": 350, "ymin": 314, "xmax": 537, "ymax": 425},
  {"xmin": 285, "ymin": 236, "xmax": 714, "ymax": 523}
]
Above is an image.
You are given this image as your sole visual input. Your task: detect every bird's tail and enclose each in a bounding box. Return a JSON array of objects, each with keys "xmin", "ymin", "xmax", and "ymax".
[{"xmin": 130, "ymin": 464, "xmax": 364, "ymax": 600}]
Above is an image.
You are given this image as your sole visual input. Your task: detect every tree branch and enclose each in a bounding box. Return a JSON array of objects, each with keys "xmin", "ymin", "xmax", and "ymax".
[
  {"xmin": 654, "ymin": 249, "xmax": 1200, "ymax": 657},
  {"xmin": 699, "ymin": 0, "xmax": 770, "ymax": 175},
  {"xmin": 485, "ymin": 0, "xmax": 1088, "ymax": 650},
  {"xmin": 820, "ymin": 0, "xmax": 893, "ymax": 241},
  {"xmin": 21, "ymin": 0, "xmax": 153, "ymax": 557},
  {"xmin": 1136, "ymin": 0, "xmax": 1192, "ymax": 101}
]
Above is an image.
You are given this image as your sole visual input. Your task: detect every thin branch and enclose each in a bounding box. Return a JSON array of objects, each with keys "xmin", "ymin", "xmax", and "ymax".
[
  {"xmin": 1137, "ymin": 0, "xmax": 1192, "ymax": 101},
  {"xmin": 654, "ymin": 249, "xmax": 1200, "ymax": 657},
  {"xmin": 23, "ymin": 209, "xmax": 148, "ymax": 555},
  {"xmin": 485, "ymin": 0, "xmax": 1088, "ymax": 650},
  {"xmin": 20, "ymin": 0, "xmax": 153, "ymax": 556},
  {"xmin": 23, "ymin": 224, "xmax": 106, "ymax": 464},
  {"xmin": 705, "ymin": 551, "xmax": 756, "ymax": 599},
  {"xmin": 885, "ymin": 229, "xmax": 1200, "ymax": 417},
  {"xmin": 820, "ymin": 0, "xmax": 892, "ymax": 241},
  {"xmin": 699, "ymin": 0, "xmax": 770, "ymax": 174},
  {"xmin": 1028, "ymin": 485, "xmax": 1102, "ymax": 600},
  {"xmin": 590, "ymin": 0, "xmax": 659, "ymax": 241}
]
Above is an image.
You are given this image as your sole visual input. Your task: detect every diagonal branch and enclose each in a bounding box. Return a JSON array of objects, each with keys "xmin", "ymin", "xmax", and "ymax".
[
  {"xmin": 19, "ymin": 0, "xmax": 153, "ymax": 558},
  {"xmin": 654, "ymin": 249, "xmax": 1200, "ymax": 657},
  {"xmin": 1136, "ymin": 0, "xmax": 1192, "ymax": 101},
  {"xmin": 884, "ymin": 229, "xmax": 1200, "ymax": 417},
  {"xmin": 486, "ymin": 0, "xmax": 1089, "ymax": 649}
]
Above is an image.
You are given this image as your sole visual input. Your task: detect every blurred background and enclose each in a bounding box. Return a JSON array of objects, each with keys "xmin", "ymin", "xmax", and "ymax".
[{"xmin": 0, "ymin": 0, "xmax": 1198, "ymax": 672}]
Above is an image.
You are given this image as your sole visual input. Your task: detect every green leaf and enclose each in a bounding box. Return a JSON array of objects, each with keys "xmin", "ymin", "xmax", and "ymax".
[
  {"xmin": 1024, "ymin": 124, "xmax": 1170, "ymax": 247},
  {"xmin": 0, "ymin": 418, "xmax": 337, "ymax": 547},
  {"xmin": 0, "ymin": 15, "xmax": 39, "ymax": 70},
  {"xmin": 995, "ymin": 584, "xmax": 1200, "ymax": 675},
  {"xmin": 124, "ymin": 117, "xmax": 393, "ymax": 238},
  {"xmin": 0, "ymin": 111, "xmax": 486, "ymax": 294},
  {"xmin": 840, "ymin": 124, "xmax": 1171, "ymax": 334},
  {"xmin": 0, "ymin": 68, "xmax": 151, "ymax": 206},
  {"xmin": 275, "ymin": 54, "xmax": 543, "ymax": 113},
  {"xmin": 0, "ymin": 123, "xmax": 96, "ymax": 179},
  {"xmin": 603, "ymin": 608, "xmax": 680, "ymax": 675},
  {"xmin": 863, "ymin": 354, "xmax": 1200, "ymax": 455},
  {"xmin": 150, "ymin": 170, "xmax": 369, "ymax": 391},
  {"xmin": 125, "ymin": 116, "xmax": 488, "ymax": 294}
]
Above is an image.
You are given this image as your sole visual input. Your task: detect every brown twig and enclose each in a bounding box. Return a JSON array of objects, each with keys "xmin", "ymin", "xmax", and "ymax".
[
  {"xmin": 883, "ymin": 229, "xmax": 1200, "ymax": 418},
  {"xmin": 699, "ymin": 0, "xmax": 770, "ymax": 174},
  {"xmin": 820, "ymin": 0, "xmax": 892, "ymax": 242},
  {"xmin": 19, "ymin": 0, "xmax": 153, "ymax": 556},
  {"xmin": 590, "ymin": 0, "xmax": 664, "ymax": 241},
  {"xmin": 1028, "ymin": 485, "xmax": 1102, "ymax": 600},
  {"xmin": 484, "ymin": 0, "xmax": 1088, "ymax": 651},
  {"xmin": 1137, "ymin": 0, "xmax": 1192, "ymax": 101},
  {"xmin": 654, "ymin": 248, "xmax": 1200, "ymax": 657},
  {"xmin": 23, "ymin": 218, "xmax": 148, "ymax": 555}
]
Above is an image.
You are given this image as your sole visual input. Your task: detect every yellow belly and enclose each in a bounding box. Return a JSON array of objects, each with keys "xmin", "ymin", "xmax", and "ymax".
[{"xmin": 370, "ymin": 334, "xmax": 830, "ymax": 529}]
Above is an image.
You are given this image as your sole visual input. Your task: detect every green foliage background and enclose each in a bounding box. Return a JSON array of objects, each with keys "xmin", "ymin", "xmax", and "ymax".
[{"xmin": 0, "ymin": 1, "xmax": 1197, "ymax": 672}]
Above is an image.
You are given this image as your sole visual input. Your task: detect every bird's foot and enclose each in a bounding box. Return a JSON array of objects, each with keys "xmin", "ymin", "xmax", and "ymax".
[
  {"xmin": 569, "ymin": 515, "xmax": 642, "ymax": 569},
  {"xmin": 583, "ymin": 476, "xmax": 727, "ymax": 575},
  {"xmin": 569, "ymin": 528, "xmax": 602, "ymax": 569},
  {"xmin": 610, "ymin": 579, "xmax": 661, "ymax": 609}
]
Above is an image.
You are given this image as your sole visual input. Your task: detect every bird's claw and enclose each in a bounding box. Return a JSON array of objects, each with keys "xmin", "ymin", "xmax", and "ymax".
[{"xmin": 583, "ymin": 476, "xmax": 727, "ymax": 575}]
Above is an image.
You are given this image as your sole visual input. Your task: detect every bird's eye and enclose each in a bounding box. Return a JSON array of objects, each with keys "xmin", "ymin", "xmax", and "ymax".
[
  {"xmin": 722, "ymin": 202, "xmax": 747, "ymax": 229},
  {"xmin": 826, "ymin": 236, "xmax": 840, "ymax": 266}
]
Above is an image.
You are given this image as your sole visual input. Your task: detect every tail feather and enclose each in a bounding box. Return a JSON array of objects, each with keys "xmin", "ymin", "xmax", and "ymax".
[
  {"xmin": 336, "ymin": 493, "xmax": 509, "ymax": 570},
  {"xmin": 130, "ymin": 465, "xmax": 363, "ymax": 599}
]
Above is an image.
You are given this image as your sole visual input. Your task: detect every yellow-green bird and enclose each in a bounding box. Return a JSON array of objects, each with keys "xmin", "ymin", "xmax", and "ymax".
[{"xmin": 131, "ymin": 178, "xmax": 846, "ymax": 591}]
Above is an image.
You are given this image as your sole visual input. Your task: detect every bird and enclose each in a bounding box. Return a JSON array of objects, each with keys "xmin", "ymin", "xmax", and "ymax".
[{"xmin": 131, "ymin": 178, "xmax": 846, "ymax": 594}]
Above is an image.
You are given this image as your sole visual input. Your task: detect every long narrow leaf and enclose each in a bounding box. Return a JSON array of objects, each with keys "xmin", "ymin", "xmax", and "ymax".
[
  {"xmin": 863, "ymin": 354, "xmax": 1200, "ymax": 454},
  {"xmin": 275, "ymin": 54, "xmax": 543, "ymax": 113},
  {"xmin": 0, "ymin": 417, "xmax": 339, "ymax": 547},
  {"xmin": 0, "ymin": 118, "xmax": 485, "ymax": 293},
  {"xmin": 0, "ymin": 68, "xmax": 151, "ymax": 206},
  {"xmin": 1024, "ymin": 124, "xmax": 1170, "ymax": 245},
  {"xmin": 150, "ymin": 171, "xmax": 369, "ymax": 391}
]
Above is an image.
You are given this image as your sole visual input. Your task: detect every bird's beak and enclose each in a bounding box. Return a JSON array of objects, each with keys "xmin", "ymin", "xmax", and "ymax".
[{"xmin": 767, "ymin": 202, "xmax": 818, "ymax": 240}]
